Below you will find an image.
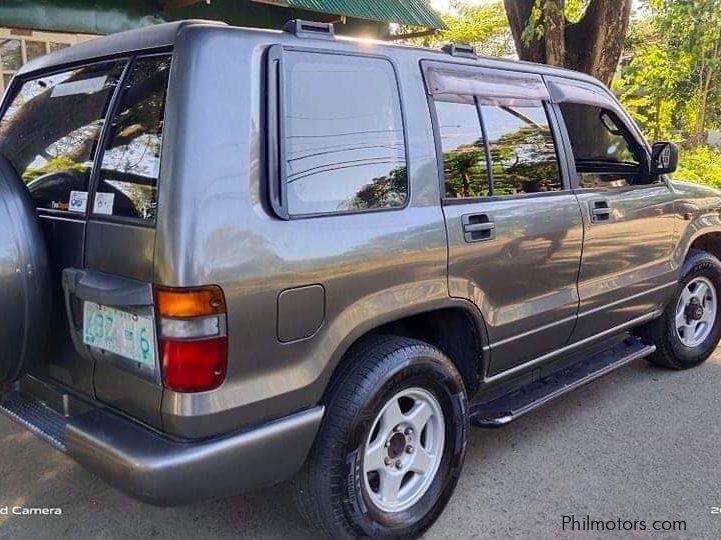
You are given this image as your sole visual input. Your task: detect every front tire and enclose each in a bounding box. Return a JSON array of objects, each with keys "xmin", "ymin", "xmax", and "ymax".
[
  {"xmin": 293, "ymin": 335, "xmax": 468, "ymax": 538},
  {"xmin": 640, "ymin": 249, "xmax": 721, "ymax": 369}
]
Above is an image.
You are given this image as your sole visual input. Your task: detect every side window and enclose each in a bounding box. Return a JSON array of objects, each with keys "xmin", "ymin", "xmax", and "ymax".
[
  {"xmin": 435, "ymin": 99, "xmax": 490, "ymax": 198},
  {"xmin": 0, "ymin": 61, "xmax": 125, "ymax": 212},
  {"xmin": 558, "ymin": 103, "xmax": 644, "ymax": 188},
  {"xmin": 435, "ymin": 97, "xmax": 562, "ymax": 199},
  {"xmin": 481, "ymin": 103, "xmax": 562, "ymax": 195},
  {"xmin": 282, "ymin": 52, "xmax": 407, "ymax": 216},
  {"xmin": 93, "ymin": 55, "xmax": 171, "ymax": 222}
]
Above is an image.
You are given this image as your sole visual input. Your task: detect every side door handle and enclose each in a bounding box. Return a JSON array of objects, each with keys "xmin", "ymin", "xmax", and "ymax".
[
  {"xmin": 589, "ymin": 199, "xmax": 612, "ymax": 223},
  {"xmin": 462, "ymin": 213, "xmax": 495, "ymax": 242}
]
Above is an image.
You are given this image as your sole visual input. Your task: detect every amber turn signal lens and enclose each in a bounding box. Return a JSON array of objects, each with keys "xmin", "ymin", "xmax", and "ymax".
[{"xmin": 155, "ymin": 286, "xmax": 226, "ymax": 318}]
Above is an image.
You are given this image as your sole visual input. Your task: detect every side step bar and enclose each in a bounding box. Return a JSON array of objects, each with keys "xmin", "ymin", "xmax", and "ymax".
[
  {"xmin": 470, "ymin": 337, "xmax": 655, "ymax": 427},
  {"xmin": 0, "ymin": 390, "xmax": 68, "ymax": 451}
]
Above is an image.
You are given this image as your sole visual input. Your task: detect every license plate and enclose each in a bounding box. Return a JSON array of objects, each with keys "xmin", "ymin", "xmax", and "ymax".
[{"xmin": 83, "ymin": 302, "xmax": 156, "ymax": 368}]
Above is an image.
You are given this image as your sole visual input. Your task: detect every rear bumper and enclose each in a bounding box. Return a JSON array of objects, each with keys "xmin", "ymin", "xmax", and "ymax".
[{"xmin": 0, "ymin": 378, "xmax": 323, "ymax": 506}]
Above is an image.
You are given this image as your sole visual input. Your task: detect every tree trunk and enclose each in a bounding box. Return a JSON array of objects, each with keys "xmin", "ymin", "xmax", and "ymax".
[
  {"xmin": 694, "ymin": 66, "xmax": 712, "ymax": 145},
  {"xmin": 543, "ymin": 0, "xmax": 565, "ymax": 66},
  {"xmin": 693, "ymin": 31, "xmax": 721, "ymax": 145},
  {"xmin": 653, "ymin": 97, "xmax": 661, "ymax": 141},
  {"xmin": 504, "ymin": 0, "xmax": 545, "ymax": 63},
  {"xmin": 504, "ymin": 0, "xmax": 633, "ymax": 86}
]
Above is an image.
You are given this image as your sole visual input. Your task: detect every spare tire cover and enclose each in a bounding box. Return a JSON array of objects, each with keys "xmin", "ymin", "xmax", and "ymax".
[{"xmin": 0, "ymin": 155, "xmax": 51, "ymax": 382}]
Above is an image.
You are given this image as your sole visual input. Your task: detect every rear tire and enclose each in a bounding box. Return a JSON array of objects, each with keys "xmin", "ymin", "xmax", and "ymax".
[
  {"xmin": 293, "ymin": 335, "xmax": 468, "ymax": 539},
  {"xmin": 639, "ymin": 249, "xmax": 721, "ymax": 369}
]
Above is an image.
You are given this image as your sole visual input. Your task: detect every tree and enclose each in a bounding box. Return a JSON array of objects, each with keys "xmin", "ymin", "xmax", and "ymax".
[
  {"xmin": 503, "ymin": 0, "xmax": 633, "ymax": 85},
  {"xmin": 614, "ymin": 1, "xmax": 721, "ymax": 146},
  {"xmin": 435, "ymin": 1, "xmax": 515, "ymax": 57},
  {"xmin": 654, "ymin": 0, "xmax": 721, "ymax": 144},
  {"xmin": 614, "ymin": 16, "xmax": 686, "ymax": 141},
  {"xmin": 404, "ymin": 1, "xmax": 515, "ymax": 57}
]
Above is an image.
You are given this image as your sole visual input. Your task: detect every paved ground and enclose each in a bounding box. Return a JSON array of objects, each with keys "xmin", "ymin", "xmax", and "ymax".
[{"xmin": 2, "ymin": 350, "xmax": 721, "ymax": 539}]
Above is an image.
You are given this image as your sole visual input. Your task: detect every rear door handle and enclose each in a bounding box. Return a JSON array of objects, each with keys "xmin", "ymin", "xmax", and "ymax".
[
  {"xmin": 589, "ymin": 199, "xmax": 612, "ymax": 223},
  {"xmin": 462, "ymin": 213, "xmax": 495, "ymax": 242}
]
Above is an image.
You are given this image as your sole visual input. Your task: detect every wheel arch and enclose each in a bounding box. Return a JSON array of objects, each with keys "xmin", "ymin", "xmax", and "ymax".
[
  {"xmin": 688, "ymin": 231, "xmax": 721, "ymax": 263},
  {"xmin": 322, "ymin": 301, "xmax": 489, "ymax": 401},
  {"xmin": 674, "ymin": 215, "xmax": 721, "ymax": 271}
]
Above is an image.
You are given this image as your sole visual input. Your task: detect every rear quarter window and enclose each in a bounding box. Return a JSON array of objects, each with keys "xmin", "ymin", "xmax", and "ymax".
[
  {"xmin": 279, "ymin": 51, "xmax": 408, "ymax": 217},
  {"xmin": 93, "ymin": 55, "xmax": 172, "ymax": 222}
]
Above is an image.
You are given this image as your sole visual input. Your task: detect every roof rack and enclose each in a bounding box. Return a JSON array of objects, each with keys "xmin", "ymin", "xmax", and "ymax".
[
  {"xmin": 283, "ymin": 19, "xmax": 336, "ymax": 40},
  {"xmin": 441, "ymin": 43, "xmax": 477, "ymax": 59}
]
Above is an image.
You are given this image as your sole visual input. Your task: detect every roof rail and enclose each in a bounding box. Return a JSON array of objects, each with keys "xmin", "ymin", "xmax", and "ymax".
[
  {"xmin": 283, "ymin": 19, "xmax": 335, "ymax": 40},
  {"xmin": 441, "ymin": 43, "xmax": 477, "ymax": 59}
]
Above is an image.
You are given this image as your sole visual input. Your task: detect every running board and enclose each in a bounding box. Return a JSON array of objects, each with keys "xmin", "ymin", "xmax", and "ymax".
[
  {"xmin": 470, "ymin": 337, "xmax": 655, "ymax": 427},
  {"xmin": 0, "ymin": 390, "xmax": 68, "ymax": 451}
]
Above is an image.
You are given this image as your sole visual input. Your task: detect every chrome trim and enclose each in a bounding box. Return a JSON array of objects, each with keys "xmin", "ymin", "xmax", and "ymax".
[
  {"xmin": 575, "ymin": 281, "xmax": 677, "ymax": 319},
  {"xmin": 160, "ymin": 315, "xmax": 227, "ymax": 339},
  {"xmin": 483, "ymin": 309, "xmax": 662, "ymax": 384},
  {"xmin": 490, "ymin": 311, "xmax": 578, "ymax": 350},
  {"xmin": 484, "ymin": 281, "xmax": 676, "ymax": 353}
]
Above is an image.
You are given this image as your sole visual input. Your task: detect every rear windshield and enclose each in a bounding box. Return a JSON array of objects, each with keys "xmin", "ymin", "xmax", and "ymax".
[{"xmin": 0, "ymin": 55, "xmax": 171, "ymax": 222}]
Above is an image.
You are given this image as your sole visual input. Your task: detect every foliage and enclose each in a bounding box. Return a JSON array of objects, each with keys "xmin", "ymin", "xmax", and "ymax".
[
  {"xmin": 654, "ymin": 0, "xmax": 721, "ymax": 141},
  {"xmin": 565, "ymin": 0, "xmax": 590, "ymax": 21},
  {"xmin": 522, "ymin": 0, "xmax": 589, "ymax": 42},
  {"xmin": 619, "ymin": 0, "xmax": 721, "ymax": 144},
  {"xmin": 344, "ymin": 165, "xmax": 408, "ymax": 210},
  {"xmin": 442, "ymin": 121, "xmax": 560, "ymax": 197},
  {"xmin": 413, "ymin": 1, "xmax": 514, "ymax": 57},
  {"xmin": 23, "ymin": 155, "xmax": 84, "ymax": 183},
  {"xmin": 613, "ymin": 32, "xmax": 689, "ymax": 140},
  {"xmin": 674, "ymin": 146, "xmax": 721, "ymax": 187},
  {"xmin": 614, "ymin": 0, "xmax": 721, "ymax": 187},
  {"xmin": 520, "ymin": 0, "xmax": 590, "ymax": 46}
]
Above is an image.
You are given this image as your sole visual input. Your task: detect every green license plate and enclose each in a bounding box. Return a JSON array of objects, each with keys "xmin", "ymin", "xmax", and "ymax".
[{"xmin": 83, "ymin": 302, "xmax": 156, "ymax": 368}]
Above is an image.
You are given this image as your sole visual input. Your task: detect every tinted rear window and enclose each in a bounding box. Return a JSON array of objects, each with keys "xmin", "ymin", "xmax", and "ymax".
[
  {"xmin": 0, "ymin": 61, "xmax": 125, "ymax": 212},
  {"xmin": 93, "ymin": 56, "xmax": 171, "ymax": 222},
  {"xmin": 282, "ymin": 52, "xmax": 407, "ymax": 216}
]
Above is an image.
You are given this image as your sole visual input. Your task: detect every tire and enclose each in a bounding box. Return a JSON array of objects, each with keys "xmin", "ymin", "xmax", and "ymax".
[
  {"xmin": 639, "ymin": 249, "xmax": 721, "ymax": 369},
  {"xmin": 293, "ymin": 335, "xmax": 468, "ymax": 539},
  {"xmin": 0, "ymin": 155, "xmax": 51, "ymax": 383}
]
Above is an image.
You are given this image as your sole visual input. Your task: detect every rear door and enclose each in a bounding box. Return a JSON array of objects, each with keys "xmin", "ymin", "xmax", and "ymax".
[
  {"xmin": 424, "ymin": 62, "xmax": 584, "ymax": 376},
  {"xmin": 546, "ymin": 76, "xmax": 677, "ymax": 342},
  {"xmin": 76, "ymin": 55, "xmax": 172, "ymax": 425}
]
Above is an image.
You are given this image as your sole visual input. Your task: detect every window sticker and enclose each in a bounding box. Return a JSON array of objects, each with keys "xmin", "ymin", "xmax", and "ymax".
[
  {"xmin": 68, "ymin": 191, "xmax": 88, "ymax": 213},
  {"xmin": 93, "ymin": 192, "xmax": 115, "ymax": 215},
  {"xmin": 51, "ymin": 76, "xmax": 107, "ymax": 98}
]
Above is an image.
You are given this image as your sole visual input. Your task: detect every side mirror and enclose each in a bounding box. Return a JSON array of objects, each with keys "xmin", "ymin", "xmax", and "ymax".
[{"xmin": 651, "ymin": 141, "xmax": 679, "ymax": 175}]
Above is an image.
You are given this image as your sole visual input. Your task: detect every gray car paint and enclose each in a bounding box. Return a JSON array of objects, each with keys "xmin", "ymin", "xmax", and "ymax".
[
  {"xmin": 3, "ymin": 22, "xmax": 721, "ymax": 446},
  {"xmin": 545, "ymin": 75, "xmax": 679, "ymax": 342}
]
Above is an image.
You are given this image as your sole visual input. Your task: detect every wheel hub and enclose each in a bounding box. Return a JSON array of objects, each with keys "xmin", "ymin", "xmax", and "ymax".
[
  {"xmin": 387, "ymin": 432, "xmax": 407, "ymax": 459},
  {"xmin": 685, "ymin": 299, "xmax": 704, "ymax": 321}
]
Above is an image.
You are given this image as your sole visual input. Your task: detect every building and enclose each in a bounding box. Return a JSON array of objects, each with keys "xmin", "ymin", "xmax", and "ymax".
[{"xmin": 0, "ymin": 0, "xmax": 445, "ymax": 94}]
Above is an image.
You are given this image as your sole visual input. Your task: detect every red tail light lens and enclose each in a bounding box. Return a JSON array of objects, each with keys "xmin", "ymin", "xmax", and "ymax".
[
  {"xmin": 160, "ymin": 336, "xmax": 227, "ymax": 393},
  {"xmin": 155, "ymin": 285, "xmax": 228, "ymax": 393}
]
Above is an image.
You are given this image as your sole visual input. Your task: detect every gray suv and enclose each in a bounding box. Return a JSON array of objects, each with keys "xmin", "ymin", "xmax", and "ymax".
[{"xmin": 2, "ymin": 20, "xmax": 721, "ymax": 539}]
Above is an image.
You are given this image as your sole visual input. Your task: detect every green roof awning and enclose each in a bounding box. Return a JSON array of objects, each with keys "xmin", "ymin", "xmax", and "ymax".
[{"xmin": 259, "ymin": 0, "xmax": 446, "ymax": 29}]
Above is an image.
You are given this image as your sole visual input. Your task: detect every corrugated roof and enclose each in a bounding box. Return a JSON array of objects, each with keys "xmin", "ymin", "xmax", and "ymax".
[{"xmin": 285, "ymin": 0, "xmax": 446, "ymax": 29}]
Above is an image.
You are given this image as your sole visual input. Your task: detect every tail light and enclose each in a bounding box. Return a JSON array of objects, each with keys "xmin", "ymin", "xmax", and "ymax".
[{"xmin": 155, "ymin": 285, "xmax": 227, "ymax": 393}]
